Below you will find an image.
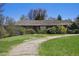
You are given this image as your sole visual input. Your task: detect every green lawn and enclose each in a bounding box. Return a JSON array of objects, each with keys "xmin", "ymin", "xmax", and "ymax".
[
  {"xmin": 0, "ymin": 34, "xmax": 61, "ymax": 55},
  {"xmin": 0, "ymin": 34, "xmax": 48, "ymax": 55},
  {"xmin": 39, "ymin": 35, "xmax": 79, "ymax": 56}
]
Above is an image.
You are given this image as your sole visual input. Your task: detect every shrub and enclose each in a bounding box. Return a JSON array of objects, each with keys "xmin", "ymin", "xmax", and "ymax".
[
  {"xmin": 25, "ymin": 29, "xmax": 36, "ymax": 34},
  {"xmin": 67, "ymin": 29, "xmax": 73, "ymax": 34},
  {"xmin": 68, "ymin": 29, "xmax": 79, "ymax": 34},
  {"xmin": 70, "ymin": 22, "xmax": 78, "ymax": 30},
  {"xmin": 17, "ymin": 27, "xmax": 26, "ymax": 35},
  {"xmin": 72, "ymin": 29, "xmax": 79, "ymax": 34},
  {"xmin": 57, "ymin": 26, "xmax": 67, "ymax": 34},
  {"xmin": 47, "ymin": 26, "xmax": 57, "ymax": 34},
  {"xmin": 47, "ymin": 26, "xmax": 67, "ymax": 34},
  {"xmin": 37, "ymin": 29, "xmax": 47, "ymax": 34},
  {"xmin": 0, "ymin": 27, "xmax": 9, "ymax": 38},
  {"xmin": 17, "ymin": 27, "xmax": 36, "ymax": 34},
  {"xmin": 67, "ymin": 22, "xmax": 79, "ymax": 34},
  {"xmin": 5, "ymin": 25, "xmax": 16, "ymax": 36},
  {"xmin": 75, "ymin": 29, "xmax": 79, "ymax": 34}
]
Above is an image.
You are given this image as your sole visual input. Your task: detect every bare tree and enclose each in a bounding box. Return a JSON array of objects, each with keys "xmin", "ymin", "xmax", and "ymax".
[
  {"xmin": 0, "ymin": 3, "xmax": 5, "ymax": 26},
  {"xmin": 28, "ymin": 9, "xmax": 47, "ymax": 20},
  {"xmin": 5, "ymin": 16, "xmax": 16, "ymax": 36},
  {"xmin": 0, "ymin": 4, "xmax": 8, "ymax": 38}
]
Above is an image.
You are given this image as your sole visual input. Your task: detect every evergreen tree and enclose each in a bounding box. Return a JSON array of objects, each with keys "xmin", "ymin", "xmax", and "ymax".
[{"xmin": 57, "ymin": 14, "xmax": 62, "ymax": 20}]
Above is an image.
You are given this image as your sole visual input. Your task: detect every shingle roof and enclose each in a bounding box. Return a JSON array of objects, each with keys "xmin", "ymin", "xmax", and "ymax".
[{"xmin": 15, "ymin": 20, "xmax": 72, "ymax": 26}]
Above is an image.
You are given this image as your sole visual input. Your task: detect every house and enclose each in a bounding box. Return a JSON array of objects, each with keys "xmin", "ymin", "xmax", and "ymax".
[{"xmin": 15, "ymin": 20, "xmax": 72, "ymax": 30}]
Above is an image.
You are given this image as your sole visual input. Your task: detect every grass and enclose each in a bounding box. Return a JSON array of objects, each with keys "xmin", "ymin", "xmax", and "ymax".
[
  {"xmin": 0, "ymin": 34, "xmax": 61, "ymax": 55},
  {"xmin": 0, "ymin": 34, "xmax": 47, "ymax": 55},
  {"xmin": 39, "ymin": 35, "xmax": 79, "ymax": 56}
]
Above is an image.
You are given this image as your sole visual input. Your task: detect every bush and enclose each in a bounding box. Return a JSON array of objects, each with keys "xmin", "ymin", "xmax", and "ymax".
[
  {"xmin": 67, "ymin": 22, "xmax": 79, "ymax": 34},
  {"xmin": 74, "ymin": 29, "xmax": 79, "ymax": 34},
  {"xmin": 57, "ymin": 26, "xmax": 67, "ymax": 34},
  {"xmin": 0, "ymin": 27, "xmax": 9, "ymax": 38},
  {"xmin": 16, "ymin": 27, "xmax": 26, "ymax": 35},
  {"xmin": 5, "ymin": 25, "xmax": 16, "ymax": 36},
  {"xmin": 47, "ymin": 26, "xmax": 57, "ymax": 34},
  {"xmin": 47, "ymin": 26, "xmax": 67, "ymax": 34},
  {"xmin": 70, "ymin": 22, "xmax": 78, "ymax": 30},
  {"xmin": 71, "ymin": 29, "xmax": 79, "ymax": 34},
  {"xmin": 25, "ymin": 29, "xmax": 36, "ymax": 34},
  {"xmin": 37, "ymin": 29, "xmax": 47, "ymax": 34},
  {"xmin": 17, "ymin": 27, "xmax": 36, "ymax": 34},
  {"xmin": 67, "ymin": 29, "xmax": 73, "ymax": 34},
  {"xmin": 67, "ymin": 29, "xmax": 79, "ymax": 34}
]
